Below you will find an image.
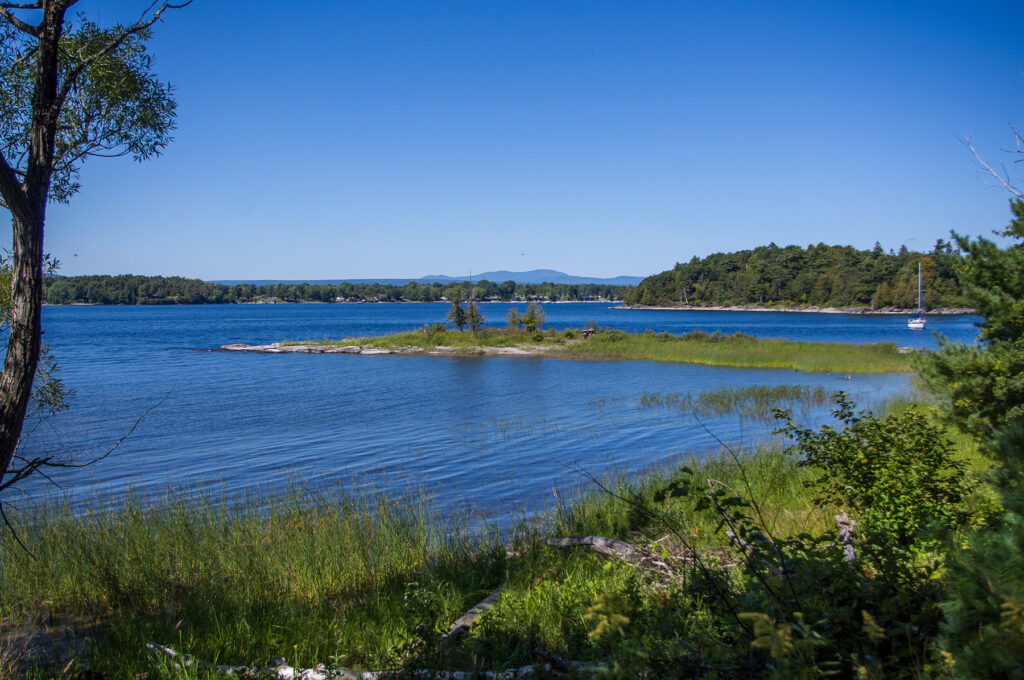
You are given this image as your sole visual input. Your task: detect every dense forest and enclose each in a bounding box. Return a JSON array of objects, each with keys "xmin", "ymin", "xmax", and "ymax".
[
  {"xmin": 625, "ymin": 240, "xmax": 968, "ymax": 309},
  {"xmin": 42, "ymin": 276, "xmax": 626, "ymax": 305}
]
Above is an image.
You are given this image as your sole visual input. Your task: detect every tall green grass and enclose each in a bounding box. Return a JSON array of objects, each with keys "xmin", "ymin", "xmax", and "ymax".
[
  {"xmin": 639, "ymin": 384, "xmax": 835, "ymax": 422},
  {"xmin": 565, "ymin": 330, "xmax": 910, "ymax": 373},
  {"xmin": 1, "ymin": 487, "xmax": 507, "ymax": 677},
  {"xmin": 0, "ymin": 440, "xmax": 833, "ymax": 679},
  {"xmin": 285, "ymin": 327, "xmax": 910, "ymax": 373},
  {"xmin": 3, "ymin": 400, "xmax": 987, "ymax": 678}
]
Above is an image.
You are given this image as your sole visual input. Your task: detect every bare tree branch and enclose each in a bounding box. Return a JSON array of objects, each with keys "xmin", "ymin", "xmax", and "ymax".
[
  {"xmin": 0, "ymin": 500, "xmax": 35, "ymax": 558},
  {"xmin": 964, "ymin": 134, "xmax": 1024, "ymax": 199},
  {"xmin": 0, "ymin": 396, "xmax": 164, "ymax": 494},
  {"xmin": 0, "ymin": 5, "xmax": 40, "ymax": 35}
]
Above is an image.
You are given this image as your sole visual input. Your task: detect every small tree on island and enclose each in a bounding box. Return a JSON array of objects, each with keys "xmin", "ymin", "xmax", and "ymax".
[
  {"xmin": 446, "ymin": 285, "xmax": 467, "ymax": 331},
  {"xmin": 465, "ymin": 299, "xmax": 484, "ymax": 332},
  {"xmin": 521, "ymin": 301, "xmax": 545, "ymax": 332}
]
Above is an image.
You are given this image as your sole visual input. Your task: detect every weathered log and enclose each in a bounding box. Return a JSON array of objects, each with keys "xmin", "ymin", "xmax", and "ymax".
[
  {"xmin": 546, "ymin": 535, "xmax": 677, "ymax": 575},
  {"xmin": 836, "ymin": 512, "xmax": 857, "ymax": 563},
  {"xmin": 441, "ymin": 587, "xmax": 504, "ymax": 641},
  {"xmin": 147, "ymin": 641, "xmax": 597, "ymax": 679},
  {"xmin": 546, "ymin": 535, "xmax": 639, "ymax": 559}
]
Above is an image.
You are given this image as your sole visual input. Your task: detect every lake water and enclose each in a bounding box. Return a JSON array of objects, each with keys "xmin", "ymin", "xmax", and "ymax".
[{"xmin": 14, "ymin": 303, "xmax": 981, "ymax": 525}]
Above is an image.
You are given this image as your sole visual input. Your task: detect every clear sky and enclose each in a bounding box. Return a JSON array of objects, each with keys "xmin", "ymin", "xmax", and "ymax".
[{"xmin": 36, "ymin": 0, "xmax": 1024, "ymax": 280}]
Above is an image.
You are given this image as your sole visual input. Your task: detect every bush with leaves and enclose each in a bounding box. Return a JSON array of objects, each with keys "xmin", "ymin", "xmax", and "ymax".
[
  {"xmin": 633, "ymin": 396, "xmax": 972, "ymax": 678},
  {"xmin": 938, "ymin": 419, "xmax": 1024, "ymax": 678},
  {"xmin": 775, "ymin": 394, "xmax": 971, "ymax": 548}
]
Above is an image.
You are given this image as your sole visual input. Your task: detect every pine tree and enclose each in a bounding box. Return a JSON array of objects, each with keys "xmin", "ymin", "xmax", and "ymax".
[
  {"xmin": 446, "ymin": 286, "xmax": 467, "ymax": 332},
  {"xmin": 465, "ymin": 300, "xmax": 484, "ymax": 332},
  {"xmin": 913, "ymin": 200, "xmax": 1024, "ymax": 435},
  {"xmin": 932, "ymin": 200, "xmax": 1024, "ymax": 676}
]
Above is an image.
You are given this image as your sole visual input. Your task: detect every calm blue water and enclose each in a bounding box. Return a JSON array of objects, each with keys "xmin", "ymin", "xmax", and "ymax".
[{"xmin": 13, "ymin": 303, "xmax": 980, "ymax": 524}]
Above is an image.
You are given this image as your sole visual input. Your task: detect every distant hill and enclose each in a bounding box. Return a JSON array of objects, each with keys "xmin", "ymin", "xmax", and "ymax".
[{"xmin": 210, "ymin": 269, "xmax": 644, "ymax": 287}]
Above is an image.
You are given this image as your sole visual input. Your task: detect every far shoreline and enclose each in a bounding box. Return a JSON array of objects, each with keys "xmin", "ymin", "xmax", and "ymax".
[{"xmin": 614, "ymin": 304, "xmax": 977, "ymax": 316}]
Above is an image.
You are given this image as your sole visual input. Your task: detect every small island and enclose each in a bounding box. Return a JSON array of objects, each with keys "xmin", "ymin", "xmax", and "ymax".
[{"xmin": 222, "ymin": 326, "xmax": 913, "ymax": 373}]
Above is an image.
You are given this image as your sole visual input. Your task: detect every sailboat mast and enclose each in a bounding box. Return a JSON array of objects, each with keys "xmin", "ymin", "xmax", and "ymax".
[{"xmin": 921, "ymin": 261, "xmax": 929, "ymax": 315}]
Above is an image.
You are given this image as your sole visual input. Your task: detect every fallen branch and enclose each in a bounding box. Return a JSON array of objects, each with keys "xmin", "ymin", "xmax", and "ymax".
[
  {"xmin": 441, "ymin": 587, "xmax": 503, "ymax": 641},
  {"xmin": 836, "ymin": 512, "xmax": 857, "ymax": 563},
  {"xmin": 546, "ymin": 535, "xmax": 675, "ymax": 574},
  {"xmin": 146, "ymin": 642, "xmax": 598, "ymax": 679}
]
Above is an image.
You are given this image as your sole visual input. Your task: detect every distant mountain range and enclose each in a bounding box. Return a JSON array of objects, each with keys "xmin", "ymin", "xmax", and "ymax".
[{"xmin": 209, "ymin": 269, "xmax": 644, "ymax": 287}]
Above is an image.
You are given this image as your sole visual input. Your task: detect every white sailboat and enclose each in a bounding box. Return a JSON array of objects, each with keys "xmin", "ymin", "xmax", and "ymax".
[{"xmin": 908, "ymin": 262, "xmax": 925, "ymax": 330}]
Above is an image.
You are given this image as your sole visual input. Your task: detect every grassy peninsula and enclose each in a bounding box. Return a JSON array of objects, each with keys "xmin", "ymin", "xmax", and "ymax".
[{"xmin": 273, "ymin": 326, "xmax": 911, "ymax": 373}]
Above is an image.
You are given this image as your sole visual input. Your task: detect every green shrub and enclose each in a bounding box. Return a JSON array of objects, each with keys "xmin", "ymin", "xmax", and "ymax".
[
  {"xmin": 775, "ymin": 393, "xmax": 971, "ymax": 547},
  {"xmin": 940, "ymin": 419, "xmax": 1024, "ymax": 678}
]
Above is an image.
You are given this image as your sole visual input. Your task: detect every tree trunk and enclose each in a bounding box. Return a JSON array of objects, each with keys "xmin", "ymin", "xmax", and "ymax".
[
  {"xmin": 0, "ymin": 210, "xmax": 44, "ymax": 489},
  {"xmin": 0, "ymin": 3, "xmax": 66, "ymax": 490}
]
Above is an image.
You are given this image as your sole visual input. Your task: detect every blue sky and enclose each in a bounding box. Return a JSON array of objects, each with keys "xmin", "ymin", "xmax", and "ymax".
[{"xmin": 38, "ymin": 0, "xmax": 1024, "ymax": 280}]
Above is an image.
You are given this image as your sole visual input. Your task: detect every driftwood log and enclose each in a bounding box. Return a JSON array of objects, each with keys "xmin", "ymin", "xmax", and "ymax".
[
  {"xmin": 147, "ymin": 642, "xmax": 596, "ymax": 679},
  {"xmin": 441, "ymin": 587, "xmax": 504, "ymax": 641},
  {"xmin": 836, "ymin": 512, "xmax": 857, "ymax": 563},
  {"xmin": 545, "ymin": 535, "xmax": 677, "ymax": 574}
]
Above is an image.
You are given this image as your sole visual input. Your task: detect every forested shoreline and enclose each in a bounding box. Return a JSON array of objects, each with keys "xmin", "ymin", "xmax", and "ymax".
[
  {"xmin": 42, "ymin": 275, "xmax": 626, "ymax": 305},
  {"xmin": 45, "ymin": 240, "xmax": 969, "ymax": 310},
  {"xmin": 627, "ymin": 240, "xmax": 966, "ymax": 309}
]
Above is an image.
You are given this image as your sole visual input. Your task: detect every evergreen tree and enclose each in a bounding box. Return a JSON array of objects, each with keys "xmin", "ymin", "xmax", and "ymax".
[
  {"xmin": 446, "ymin": 285, "xmax": 467, "ymax": 331},
  {"xmin": 914, "ymin": 201, "xmax": 1024, "ymax": 435},
  {"xmin": 931, "ymin": 200, "xmax": 1024, "ymax": 677},
  {"xmin": 465, "ymin": 300, "xmax": 484, "ymax": 332},
  {"xmin": 939, "ymin": 419, "xmax": 1024, "ymax": 679}
]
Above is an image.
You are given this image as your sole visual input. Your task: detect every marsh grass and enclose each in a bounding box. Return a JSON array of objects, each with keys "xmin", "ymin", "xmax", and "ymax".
[
  {"xmin": 0, "ymin": 441, "xmax": 831, "ymax": 679},
  {"xmin": 565, "ymin": 330, "xmax": 910, "ymax": 373},
  {"xmin": 286, "ymin": 327, "xmax": 910, "ymax": 373},
  {"xmin": 1, "ymin": 401, "xmax": 984, "ymax": 678},
  {"xmin": 1, "ymin": 486, "xmax": 509, "ymax": 677},
  {"xmin": 639, "ymin": 384, "xmax": 835, "ymax": 422}
]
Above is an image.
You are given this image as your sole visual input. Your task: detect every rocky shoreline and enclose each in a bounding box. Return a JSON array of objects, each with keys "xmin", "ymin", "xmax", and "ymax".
[
  {"xmin": 219, "ymin": 343, "xmax": 542, "ymax": 356},
  {"xmin": 614, "ymin": 305, "xmax": 976, "ymax": 315}
]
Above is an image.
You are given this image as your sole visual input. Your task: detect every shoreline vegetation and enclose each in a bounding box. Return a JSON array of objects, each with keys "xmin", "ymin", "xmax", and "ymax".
[
  {"xmin": 223, "ymin": 327, "xmax": 913, "ymax": 373},
  {"xmin": 616, "ymin": 304, "xmax": 975, "ymax": 315},
  {"xmin": 0, "ymin": 398, "xmax": 990, "ymax": 679},
  {"xmin": 626, "ymin": 241, "xmax": 969, "ymax": 309},
  {"xmin": 42, "ymin": 274, "xmax": 626, "ymax": 305}
]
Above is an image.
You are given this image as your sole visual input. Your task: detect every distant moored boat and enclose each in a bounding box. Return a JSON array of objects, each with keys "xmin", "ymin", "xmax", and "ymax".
[{"xmin": 907, "ymin": 262, "xmax": 925, "ymax": 330}]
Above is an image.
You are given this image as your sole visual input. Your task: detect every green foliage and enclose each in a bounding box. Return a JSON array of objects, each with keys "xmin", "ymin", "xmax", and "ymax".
[
  {"xmin": 43, "ymin": 275, "xmax": 628, "ymax": 305},
  {"xmin": 914, "ymin": 339, "xmax": 1024, "ymax": 436},
  {"xmin": 520, "ymin": 301, "xmax": 545, "ymax": 332},
  {"xmin": 0, "ymin": 260, "xmax": 70, "ymax": 420},
  {"xmin": 569, "ymin": 328, "xmax": 910, "ymax": 373},
  {"xmin": 639, "ymin": 384, "xmax": 834, "ymax": 422},
  {"xmin": 776, "ymin": 394, "xmax": 970, "ymax": 547},
  {"xmin": 505, "ymin": 306, "xmax": 520, "ymax": 329},
  {"xmin": 446, "ymin": 286, "xmax": 467, "ymax": 331},
  {"xmin": 939, "ymin": 420, "xmax": 1024, "ymax": 679},
  {"xmin": 632, "ymin": 241, "xmax": 966, "ymax": 309},
  {"xmin": 464, "ymin": 300, "xmax": 485, "ymax": 332},
  {"xmin": 0, "ymin": 19, "xmax": 177, "ymax": 204},
  {"xmin": 584, "ymin": 592, "xmax": 632, "ymax": 641},
  {"xmin": 914, "ymin": 201, "xmax": 1024, "ymax": 436}
]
